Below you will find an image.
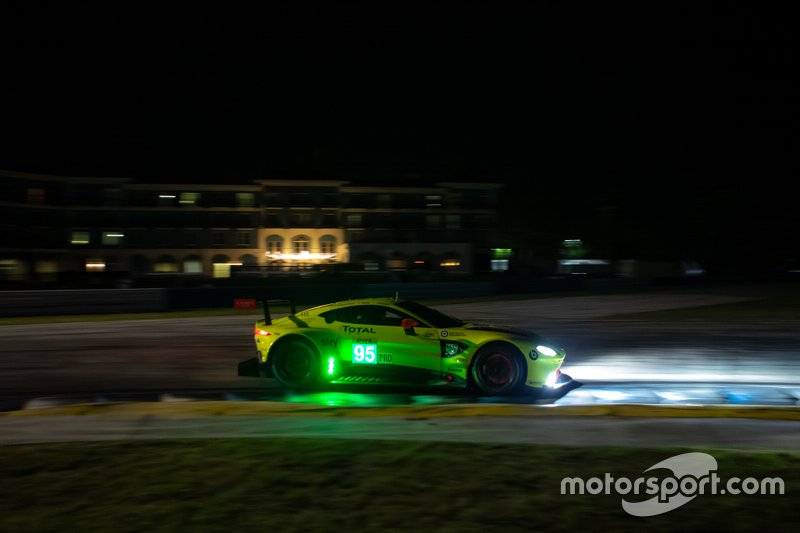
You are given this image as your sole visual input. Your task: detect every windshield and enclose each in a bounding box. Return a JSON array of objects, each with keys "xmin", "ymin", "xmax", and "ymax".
[{"xmin": 395, "ymin": 300, "xmax": 464, "ymax": 329}]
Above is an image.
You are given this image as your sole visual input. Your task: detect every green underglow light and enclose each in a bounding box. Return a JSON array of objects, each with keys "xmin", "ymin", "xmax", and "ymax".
[{"xmin": 327, "ymin": 357, "xmax": 335, "ymax": 374}]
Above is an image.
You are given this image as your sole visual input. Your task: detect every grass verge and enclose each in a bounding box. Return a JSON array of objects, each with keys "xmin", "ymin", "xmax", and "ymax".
[{"xmin": 0, "ymin": 438, "xmax": 797, "ymax": 532}]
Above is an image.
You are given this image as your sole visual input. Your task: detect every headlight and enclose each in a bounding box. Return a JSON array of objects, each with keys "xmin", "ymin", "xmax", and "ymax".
[{"xmin": 536, "ymin": 345, "xmax": 557, "ymax": 357}]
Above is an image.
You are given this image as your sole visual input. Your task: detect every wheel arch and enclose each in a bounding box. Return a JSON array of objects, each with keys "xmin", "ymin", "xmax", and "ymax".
[
  {"xmin": 468, "ymin": 340, "xmax": 528, "ymax": 384},
  {"xmin": 266, "ymin": 333, "xmax": 321, "ymax": 372}
]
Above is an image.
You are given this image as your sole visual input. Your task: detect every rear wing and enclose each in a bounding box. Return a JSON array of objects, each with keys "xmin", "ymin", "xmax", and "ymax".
[{"xmin": 261, "ymin": 298, "xmax": 297, "ymax": 325}]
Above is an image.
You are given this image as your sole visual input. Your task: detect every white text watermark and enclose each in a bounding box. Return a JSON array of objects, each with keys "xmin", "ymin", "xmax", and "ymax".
[{"xmin": 560, "ymin": 452, "xmax": 784, "ymax": 516}]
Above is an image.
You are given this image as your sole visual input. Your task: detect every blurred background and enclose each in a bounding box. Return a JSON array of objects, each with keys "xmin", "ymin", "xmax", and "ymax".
[{"xmin": 0, "ymin": 3, "xmax": 796, "ymax": 304}]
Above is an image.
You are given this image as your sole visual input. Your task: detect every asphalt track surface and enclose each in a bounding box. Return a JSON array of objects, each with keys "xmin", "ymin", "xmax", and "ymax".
[
  {"xmin": 1, "ymin": 283, "xmax": 799, "ymax": 409},
  {"xmin": 2, "ymin": 284, "xmax": 799, "ymax": 448}
]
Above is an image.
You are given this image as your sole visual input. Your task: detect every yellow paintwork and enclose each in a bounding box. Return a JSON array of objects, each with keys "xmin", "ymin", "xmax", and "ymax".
[{"xmin": 253, "ymin": 298, "xmax": 566, "ymax": 390}]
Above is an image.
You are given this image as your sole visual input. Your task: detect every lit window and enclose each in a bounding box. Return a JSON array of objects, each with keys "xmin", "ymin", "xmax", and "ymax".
[
  {"xmin": 85, "ymin": 259, "xmax": 106, "ymax": 272},
  {"xmin": 491, "ymin": 259, "xmax": 509, "ymax": 272},
  {"xmin": 70, "ymin": 231, "xmax": 90, "ymax": 245},
  {"xmin": 387, "ymin": 259, "xmax": 407, "ymax": 270},
  {"xmin": 183, "ymin": 259, "xmax": 203, "ymax": 273},
  {"xmin": 158, "ymin": 193, "xmax": 176, "ymax": 207},
  {"xmin": 179, "ymin": 192, "xmax": 200, "ymax": 205},
  {"xmin": 35, "ymin": 261, "xmax": 58, "ymax": 275},
  {"xmin": 0, "ymin": 259, "xmax": 26, "ymax": 281},
  {"xmin": 213, "ymin": 262, "xmax": 241, "ymax": 278},
  {"xmin": 425, "ymin": 195, "xmax": 442, "ymax": 207},
  {"xmin": 154, "ymin": 261, "xmax": 178, "ymax": 273},
  {"xmin": 292, "ymin": 235, "xmax": 310, "ymax": 254},
  {"xmin": 236, "ymin": 192, "xmax": 255, "ymax": 207},
  {"xmin": 155, "ymin": 255, "xmax": 178, "ymax": 272},
  {"xmin": 102, "ymin": 232, "xmax": 124, "ymax": 245},
  {"xmin": 319, "ymin": 236, "xmax": 337, "ymax": 254},
  {"xmin": 266, "ymin": 236, "xmax": 283, "ymax": 254}
]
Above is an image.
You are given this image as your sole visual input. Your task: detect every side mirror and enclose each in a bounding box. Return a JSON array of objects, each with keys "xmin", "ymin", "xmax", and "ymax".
[{"xmin": 402, "ymin": 318, "xmax": 419, "ymax": 331}]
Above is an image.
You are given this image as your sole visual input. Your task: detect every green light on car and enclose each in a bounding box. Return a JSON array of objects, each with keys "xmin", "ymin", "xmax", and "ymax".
[{"xmin": 327, "ymin": 357, "xmax": 335, "ymax": 374}]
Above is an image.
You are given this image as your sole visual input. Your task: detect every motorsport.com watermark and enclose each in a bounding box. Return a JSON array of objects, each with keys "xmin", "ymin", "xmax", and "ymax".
[{"xmin": 561, "ymin": 452, "xmax": 785, "ymax": 517}]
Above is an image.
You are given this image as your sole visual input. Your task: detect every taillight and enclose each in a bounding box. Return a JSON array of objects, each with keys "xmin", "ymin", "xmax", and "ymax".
[{"xmin": 254, "ymin": 327, "xmax": 271, "ymax": 336}]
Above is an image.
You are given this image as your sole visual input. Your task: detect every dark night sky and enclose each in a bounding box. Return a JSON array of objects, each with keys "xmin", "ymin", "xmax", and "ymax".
[{"xmin": 0, "ymin": 2, "xmax": 795, "ymax": 211}]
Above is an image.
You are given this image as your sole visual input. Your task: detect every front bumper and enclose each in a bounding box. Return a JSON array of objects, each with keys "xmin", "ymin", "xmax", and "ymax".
[{"xmin": 537, "ymin": 372, "xmax": 582, "ymax": 400}]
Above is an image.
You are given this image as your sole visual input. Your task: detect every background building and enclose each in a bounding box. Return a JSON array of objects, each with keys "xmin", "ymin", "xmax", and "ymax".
[{"xmin": 0, "ymin": 170, "xmax": 502, "ymax": 284}]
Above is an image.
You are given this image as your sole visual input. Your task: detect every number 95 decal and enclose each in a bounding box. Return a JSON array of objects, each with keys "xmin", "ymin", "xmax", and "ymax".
[{"xmin": 352, "ymin": 343, "xmax": 377, "ymax": 364}]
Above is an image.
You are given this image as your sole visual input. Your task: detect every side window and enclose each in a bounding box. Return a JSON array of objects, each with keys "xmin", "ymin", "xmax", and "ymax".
[
  {"xmin": 319, "ymin": 309, "xmax": 337, "ymax": 323},
  {"xmin": 323, "ymin": 305, "xmax": 422, "ymax": 327},
  {"xmin": 321, "ymin": 305, "xmax": 373, "ymax": 325},
  {"xmin": 379, "ymin": 308, "xmax": 410, "ymax": 327},
  {"xmin": 344, "ymin": 306, "xmax": 385, "ymax": 325}
]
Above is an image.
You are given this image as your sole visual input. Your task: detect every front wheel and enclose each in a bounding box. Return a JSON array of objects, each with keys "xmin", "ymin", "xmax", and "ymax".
[
  {"xmin": 270, "ymin": 339, "xmax": 321, "ymax": 389},
  {"xmin": 470, "ymin": 344, "xmax": 526, "ymax": 395}
]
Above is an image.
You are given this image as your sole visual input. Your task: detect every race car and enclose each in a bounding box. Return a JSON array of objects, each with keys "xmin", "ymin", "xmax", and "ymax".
[{"xmin": 238, "ymin": 297, "xmax": 569, "ymax": 395}]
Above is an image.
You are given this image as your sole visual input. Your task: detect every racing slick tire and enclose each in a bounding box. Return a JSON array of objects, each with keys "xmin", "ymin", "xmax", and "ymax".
[
  {"xmin": 270, "ymin": 338, "xmax": 321, "ymax": 389},
  {"xmin": 470, "ymin": 343, "xmax": 527, "ymax": 395}
]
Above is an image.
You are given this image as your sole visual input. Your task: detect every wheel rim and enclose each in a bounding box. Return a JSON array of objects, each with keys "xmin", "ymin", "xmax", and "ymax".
[
  {"xmin": 477, "ymin": 352, "xmax": 516, "ymax": 390},
  {"xmin": 275, "ymin": 345, "xmax": 313, "ymax": 384}
]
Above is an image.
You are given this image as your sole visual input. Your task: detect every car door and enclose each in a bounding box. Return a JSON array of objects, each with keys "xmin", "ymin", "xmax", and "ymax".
[{"xmin": 331, "ymin": 305, "xmax": 442, "ymax": 377}]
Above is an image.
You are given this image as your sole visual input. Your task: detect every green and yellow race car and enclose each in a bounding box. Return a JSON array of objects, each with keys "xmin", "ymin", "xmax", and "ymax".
[{"xmin": 238, "ymin": 297, "xmax": 569, "ymax": 396}]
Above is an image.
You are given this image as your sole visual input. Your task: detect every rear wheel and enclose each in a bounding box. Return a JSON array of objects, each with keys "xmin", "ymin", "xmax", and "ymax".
[
  {"xmin": 470, "ymin": 344, "xmax": 526, "ymax": 395},
  {"xmin": 270, "ymin": 338, "xmax": 321, "ymax": 389}
]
